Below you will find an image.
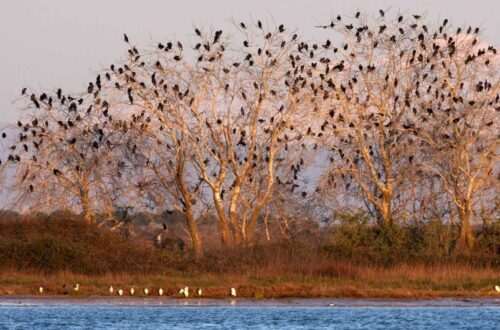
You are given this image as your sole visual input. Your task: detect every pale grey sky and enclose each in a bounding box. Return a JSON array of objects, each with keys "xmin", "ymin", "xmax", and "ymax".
[{"xmin": 1, "ymin": 0, "xmax": 498, "ymax": 122}]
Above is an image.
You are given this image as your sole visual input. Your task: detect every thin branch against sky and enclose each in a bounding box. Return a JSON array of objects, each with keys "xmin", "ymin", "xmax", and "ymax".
[{"xmin": 0, "ymin": 0, "xmax": 498, "ymax": 123}]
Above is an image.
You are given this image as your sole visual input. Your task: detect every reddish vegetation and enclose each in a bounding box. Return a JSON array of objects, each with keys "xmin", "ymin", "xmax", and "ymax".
[{"xmin": 0, "ymin": 216, "xmax": 498, "ymax": 298}]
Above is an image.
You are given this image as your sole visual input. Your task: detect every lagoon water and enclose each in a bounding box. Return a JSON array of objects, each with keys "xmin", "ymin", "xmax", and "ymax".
[{"xmin": 0, "ymin": 298, "xmax": 499, "ymax": 329}]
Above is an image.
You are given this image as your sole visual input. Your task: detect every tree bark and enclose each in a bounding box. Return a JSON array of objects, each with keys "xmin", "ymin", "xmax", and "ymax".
[
  {"xmin": 455, "ymin": 205, "xmax": 475, "ymax": 255},
  {"xmin": 228, "ymin": 185, "xmax": 243, "ymax": 245},
  {"xmin": 80, "ymin": 186, "xmax": 93, "ymax": 224},
  {"xmin": 185, "ymin": 205, "xmax": 203, "ymax": 258},
  {"xmin": 176, "ymin": 157, "xmax": 203, "ymax": 258},
  {"xmin": 212, "ymin": 191, "xmax": 230, "ymax": 247},
  {"xmin": 380, "ymin": 191, "xmax": 393, "ymax": 227}
]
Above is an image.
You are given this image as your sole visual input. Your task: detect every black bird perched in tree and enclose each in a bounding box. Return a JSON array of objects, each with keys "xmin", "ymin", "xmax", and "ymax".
[
  {"xmin": 195, "ymin": 28, "xmax": 201, "ymax": 36},
  {"xmin": 379, "ymin": 9, "xmax": 385, "ymax": 17},
  {"xmin": 123, "ymin": 34, "xmax": 129, "ymax": 43},
  {"xmin": 214, "ymin": 30, "xmax": 222, "ymax": 43}
]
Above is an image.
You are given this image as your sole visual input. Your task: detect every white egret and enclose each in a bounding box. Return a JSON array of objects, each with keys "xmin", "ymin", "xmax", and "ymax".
[
  {"xmin": 179, "ymin": 287, "xmax": 189, "ymax": 297},
  {"xmin": 230, "ymin": 288, "xmax": 237, "ymax": 297},
  {"xmin": 109, "ymin": 286, "xmax": 114, "ymax": 294},
  {"xmin": 73, "ymin": 284, "xmax": 79, "ymax": 292},
  {"xmin": 118, "ymin": 289, "xmax": 123, "ymax": 296},
  {"xmin": 158, "ymin": 288, "xmax": 164, "ymax": 296},
  {"xmin": 130, "ymin": 288, "xmax": 135, "ymax": 295},
  {"xmin": 197, "ymin": 288, "xmax": 202, "ymax": 296},
  {"xmin": 495, "ymin": 285, "xmax": 500, "ymax": 293},
  {"xmin": 144, "ymin": 288, "xmax": 149, "ymax": 295},
  {"xmin": 38, "ymin": 287, "xmax": 44, "ymax": 294}
]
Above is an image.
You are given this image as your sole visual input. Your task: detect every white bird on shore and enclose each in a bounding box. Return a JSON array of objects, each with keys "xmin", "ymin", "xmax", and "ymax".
[
  {"xmin": 130, "ymin": 288, "xmax": 135, "ymax": 295},
  {"xmin": 73, "ymin": 284, "xmax": 79, "ymax": 292},
  {"xmin": 144, "ymin": 288, "xmax": 149, "ymax": 295},
  {"xmin": 328, "ymin": 303, "xmax": 335, "ymax": 307},
  {"xmin": 179, "ymin": 286, "xmax": 189, "ymax": 297},
  {"xmin": 158, "ymin": 288, "xmax": 164, "ymax": 296},
  {"xmin": 118, "ymin": 289, "xmax": 123, "ymax": 296},
  {"xmin": 38, "ymin": 287, "xmax": 44, "ymax": 294},
  {"xmin": 197, "ymin": 288, "xmax": 202, "ymax": 297},
  {"xmin": 230, "ymin": 288, "xmax": 237, "ymax": 297},
  {"xmin": 495, "ymin": 285, "xmax": 500, "ymax": 293},
  {"xmin": 109, "ymin": 286, "xmax": 114, "ymax": 294}
]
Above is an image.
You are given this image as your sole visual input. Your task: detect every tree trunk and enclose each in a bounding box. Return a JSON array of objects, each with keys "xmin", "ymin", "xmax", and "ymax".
[
  {"xmin": 455, "ymin": 206, "xmax": 475, "ymax": 255},
  {"xmin": 246, "ymin": 205, "xmax": 266, "ymax": 245},
  {"xmin": 246, "ymin": 212, "xmax": 259, "ymax": 245},
  {"xmin": 212, "ymin": 191, "xmax": 230, "ymax": 247},
  {"xmin": 228, "ymin": 185, "xmax": 243, "ymax": 245},
  {"xmin": 264, "ymin": 213, "xmax": 271, "ymax": 242},
  {"xmin": 175, "ymin": 156, "xmax": 203, "ymax": 258},
  {"xmin": 80, "ymin": 189, "xmax": 93, "ymax": 224},
  {"xmin": 380, "ymin": 191, "xmax": 393, "ymax": 226},
  {"xmin": 185, "ymin": 205, "xmax": 203, "ymax": 258}
]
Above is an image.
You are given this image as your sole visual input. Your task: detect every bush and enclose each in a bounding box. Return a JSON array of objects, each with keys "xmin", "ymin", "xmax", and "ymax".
[{"xmin": 323, "ymin": 213, "xmax": 499, "ymax": 266}]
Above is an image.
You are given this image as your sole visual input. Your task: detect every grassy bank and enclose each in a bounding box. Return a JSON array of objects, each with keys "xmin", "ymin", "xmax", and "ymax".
[
  {"xmin": 0, "ymin": 216, "xmax": 499, "ymax": 298},
  {"xmin": 1, "ymin": 264, "xmax": 499, "ymax": 298}
]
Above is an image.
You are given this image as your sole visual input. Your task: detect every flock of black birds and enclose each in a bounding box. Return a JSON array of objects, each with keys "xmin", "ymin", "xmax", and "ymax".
[{"xmin": 0, "ymin": 10, "xmax": 497, "ymax": 221}]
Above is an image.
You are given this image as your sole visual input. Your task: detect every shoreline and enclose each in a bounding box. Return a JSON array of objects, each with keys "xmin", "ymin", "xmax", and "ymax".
[
  {"xmin": 0, "ymin": 296, "xmax": 499, "ymax": 308},
  {"xmin": 1, "ymin": 290, "xmax": 499, "ymax": 300}
]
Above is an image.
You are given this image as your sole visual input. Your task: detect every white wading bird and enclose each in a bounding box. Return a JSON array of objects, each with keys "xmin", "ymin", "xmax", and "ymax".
[
  {"xmin": 109, "ymin": 286, "xmax": 114, "ymax": 294},
  {"xmin": 495, "ymin": 285, "xmax": 500, "ymax": 293},
  {"xmin": 130, "ymin": 288, "xmax": 135, "ymax": 295},
  {"xmin": 158, "ymin": 288, "xmax": 164, "ymax": 296},
  {"xmin": 118, "ymin": 289, "xmax": 123, "ymax": 296},
  {"xmin": 179, "ymin": 286, "xmax": 189, "ymax": 297},
  {"xmin": 38, "ymin": 287, "xmax": 44, "ymax": 294},
  {"xmin": 197, "ymin": 288, "xmax": 202, "ymax": 297},
  {"xmin": 230, "ymin": 288, "xmax": 237, "ymax": 297},
  {"xmin": 73, "ymin": 284, "xmax": 79, "ymax": 292},
  {"xmin": 144, "ymin": 288, "xmax": 149, "ymax": 295}
]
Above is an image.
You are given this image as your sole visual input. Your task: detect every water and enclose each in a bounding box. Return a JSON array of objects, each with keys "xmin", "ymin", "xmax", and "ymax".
[{"xmin": 0, "ymin": 298, "xmax": 499, "ymax": 329}]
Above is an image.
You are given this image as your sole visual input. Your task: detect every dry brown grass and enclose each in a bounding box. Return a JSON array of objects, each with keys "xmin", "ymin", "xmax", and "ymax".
[{"xmin": 0, "ymin": 262, "xmax": 498, "ymax": 298}]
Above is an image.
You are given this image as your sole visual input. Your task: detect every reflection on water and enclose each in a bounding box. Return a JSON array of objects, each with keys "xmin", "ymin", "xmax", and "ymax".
[{"xmin": 0, "ymin": 298, "xmax": 499, "ymax": 329}]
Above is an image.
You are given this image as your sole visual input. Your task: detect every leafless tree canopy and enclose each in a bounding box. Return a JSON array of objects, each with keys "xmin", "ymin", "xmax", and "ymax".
[{"xmin": 1, "ymin": 11, "xmax": 498, "ymax": 256}]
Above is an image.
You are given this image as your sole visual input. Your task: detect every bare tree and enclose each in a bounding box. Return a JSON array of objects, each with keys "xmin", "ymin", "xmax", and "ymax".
[
  {"xmin": 102, "ymin": 23, "xmax": 314, "ymax": 247},
  {"xmin": 3, "ymin": 84, "xmax": 126, "ymax": 223},
  {"xmin": 414, "ymin": 31, "xmax": 499, "ymax": 253},
  {"xmin": 313, "ymin": 11, "xmax": 440, "ymax": 226},
  {"xmin": 314, "ymin": 11, "xmax": 498, "ymax": 252}
]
